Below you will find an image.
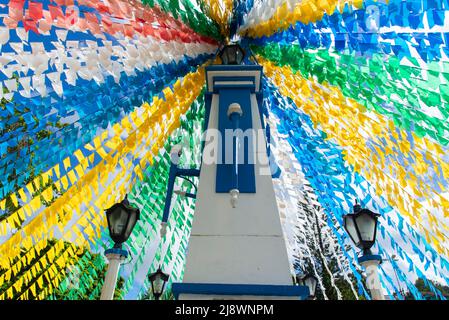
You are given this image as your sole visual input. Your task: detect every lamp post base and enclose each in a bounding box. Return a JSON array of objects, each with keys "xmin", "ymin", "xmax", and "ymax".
[
  {"xmin": 100, "ymin": 248, "xmax": 128, "ymax": 300},
  {"xmin": 358, "ymin": 254, "xmax": 385, "ymax": 300}
]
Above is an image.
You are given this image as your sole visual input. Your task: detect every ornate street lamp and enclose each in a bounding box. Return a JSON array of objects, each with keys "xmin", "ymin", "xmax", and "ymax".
[
  {"xmin": 100, "ymin": 196, "xmax": 140, "ymax": 300},
  {"xmin": 343, "ymin": 203, "xmax": 380, "ymax": 255},
  {"xmin": 105, "ymin": 196, "xmax": 140, "ymax": 248},
  {"xmin": 219, "ymin": 44, "xmax": 245, "ymax": 65},
  {"xmin": 148, "ymin": 267, "xmax": 169, "ymax": 300},
  {"xmin": 343, "ymin": 202, "xmax": 384, "ymax": 300},
  {"xmin": 296, "ymin": 274, "xmax": 318, "ymax": 299}
]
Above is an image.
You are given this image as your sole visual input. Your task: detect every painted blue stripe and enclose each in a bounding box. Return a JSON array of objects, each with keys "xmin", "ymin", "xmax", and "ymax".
[
  {"xmin": 105, "ymin": 248, "xmax": 129, "ymax": 257},
  {"xmin": 206, "ymin": 65, "xmax": 263, "ymax": 72},
  {"xmin": 358, "ymin": 254, "xmax": 382, "ymax": 264},
  {"xmin": 213, "ymin": 84, "xmax": 256, "ymax": 93},
  {"xmin": 172, "ymin": 282, "xmax": 309, "ymax": 299}
]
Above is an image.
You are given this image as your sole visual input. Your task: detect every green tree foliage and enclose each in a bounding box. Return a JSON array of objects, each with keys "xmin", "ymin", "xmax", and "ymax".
[
  {"xmin": 404, "ymin": 278, "xmax": 449, "ymax": 300},
  {"xmin": 0, "ymin": 74, "xmax": 67, "ymax": 226}
]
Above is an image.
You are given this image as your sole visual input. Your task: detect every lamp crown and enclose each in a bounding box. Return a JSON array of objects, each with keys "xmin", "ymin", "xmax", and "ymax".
[{"xmin": 122, "ymin": 194, "xmax": 130, "ymax": 206}]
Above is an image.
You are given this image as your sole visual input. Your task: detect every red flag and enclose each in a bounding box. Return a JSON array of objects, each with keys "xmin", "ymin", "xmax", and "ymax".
[
  {"xmin": 9, "ymin": 0, "xmax": 25, "ymax": 10},
  {"xmin": 49, "ymin": 5, "xmax": 64, "ymax": 21},
  {"xmin": 178, "ymin": 31, "xmax": 191, "ymax": 43},
  {"xmin": 124, "ymin": 24, "xmax": 134, "ymax": 38},
  {"xmin": 96, "ymin": 3, "xmax": 111, "ymax": 14},
  {"xmin": 8, "ymin": 7, "xmax": 23, "ymax": 22},
  {"xmin": 132, "ymin": 21, "xmax": 142, "ymax": 34},
  {"xmin": 54, "ymin": 0, "xmax": 74, "ymax": 6},
  {"xmin": 159, "ymin": 29, "xmax": 170, "ymax": 41},
  {"xmin": 65, "ymin": 6, "xmax": 79, "ymax": 25},
  {"xmin": 142, "ymin": 25, "xmax": 154, "ymax": 37},
  {"xmin": 84, "ymin": 12, "xmax": 98, "ymax": 23},
  {"xmin": 9, "ymin": 0, "xmax": 24, "ymax": 22},
  {"xmin": 28, "ymin": 1, "xmax": 43, "ymax": 21},
  {"xmin": 112, "ymin": 23, "xmax": 124, "ymax": 35},
  {"xmin": 23, "ymin": 19, "xmax": 39, "ymax": 34}
]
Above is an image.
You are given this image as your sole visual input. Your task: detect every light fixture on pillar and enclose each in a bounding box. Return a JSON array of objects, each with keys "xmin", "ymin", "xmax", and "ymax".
[
  {"xmin": 343, "ymin": 202, "xmax": 380, "ymax": 255},
  {"xmin": 343, "ymin": 202, "xmax": 385, "ymax": 300},
  {"xmin": 219, "ymin": 44, "xmax": 245, "ymax": 65},
  {"xmin": 296, "ymin": 274, "xmax": 318, "ymax": 299},
  {"xmin": 100, "ymin": 196, "xmax": 140, "ymax": 300},
  {"xmin": 227, "ymin": 103, "xmax": 243, "ymax": 208},
  {"xmin": 105, "ymin": 195, "xmax": 140, "ymax": 248},
  {"xmin": 148, "ymin": 267, "xmax": 169, "ymax": 300}
]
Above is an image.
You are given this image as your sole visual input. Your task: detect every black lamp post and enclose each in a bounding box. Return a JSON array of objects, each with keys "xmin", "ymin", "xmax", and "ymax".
[
  {"xmin": 148, "ymin": 267, "xmax": 169, "ymax": 300},
  {"xmin": 100, "ymin": 196, "xmax": 140, "ymax": 300},
  {"xmin": 105, "ymin": 195, "xmax": 140, "ymax": 248},
  {"xmin": 343, "ymin": 203, "xmax": 380, "ymax": 255},
  {"xmin": 219, "ymin": 44, "xmax": 245, "ymax": 65},
  {"xmin": 343, "ymin": 202, "xmax": 384, "ymax": 300},
  {"xmin": 296, "ymin": 274, "xmax": 318, "ymax": 299}
]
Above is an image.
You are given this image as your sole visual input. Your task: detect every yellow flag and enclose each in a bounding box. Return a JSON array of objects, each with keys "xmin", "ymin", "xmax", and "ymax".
[
  {"xmin": 10, "ymin": 193, "xmax": 19, "ymax": 207},
  {"xmin": 63, "ymin": 157, "xmax": 71, "ymax": 170},
  {"xmin": 41, "ymin": 187, "xmax": 53, "ymax": 203}
]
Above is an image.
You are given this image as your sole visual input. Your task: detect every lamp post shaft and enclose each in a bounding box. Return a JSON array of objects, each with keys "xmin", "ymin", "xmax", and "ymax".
[
  {"xmin": 360, "ymin": 259, "xmax": 385, "ymax": 300},
  {"xmin": 100, "ymin": 252, "xmax": 126, "ymax": 300}
]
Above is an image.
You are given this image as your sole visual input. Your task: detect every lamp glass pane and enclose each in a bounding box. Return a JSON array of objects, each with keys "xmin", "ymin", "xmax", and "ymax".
[
  {"xmin": 153, "ymin": 273, "xmax": 164, "ymax": 295},
  {"xmin": 228, "ymin": 48, "xmax": 236, "ymax": 64},
  {"xmin": 124, "ymin": 210, "xmax": 138, "ymax": 240},
  {"xmin": 223, "ymin": 49, "xmax": 230, "ymax": 64},
  {"xmin": 110, "ymin": 207, "xmax": 129, "ymax": 238},
  {"xmin": 235, "ymin": 49, "xmax": 242, "ymax": 63},
  {"xmin": 355, "ymin": 212, "xmax": 376, "ymax": 242},
  {"xmin": 344, "ymin": 215, "xmax": 360, "ymax": 245}
]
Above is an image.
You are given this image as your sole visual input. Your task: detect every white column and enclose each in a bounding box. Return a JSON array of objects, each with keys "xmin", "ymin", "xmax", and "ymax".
[
  {"xmin": 100, "ymin": 253, "xmax": 126, "ymax": 300},
  {"xmin": 179, "ymin": 93, "xmax": 294, "ymax": 299},
  {"xmin": 360, "ymin": 259, "xmax": 385, "ymax": 300}
]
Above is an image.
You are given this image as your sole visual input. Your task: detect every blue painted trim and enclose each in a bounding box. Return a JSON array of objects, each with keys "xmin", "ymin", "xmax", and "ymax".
[
  {"xmin": 216, "ymin": 88, "xmax": 256, "ymax": 193},
  {"xmin": 214, "ymin": 76, "xmax": 255, "ymax": 83},
  {"xmin": 184, "ymin": 192, "xmax": 197, "ymax": 199},
  {"xmin": 172, "ymin": 283, "xmax": 309, "ymax": 299},
  {"xmin": 358, "ymin": 254, "xmax": 382, "ymax": 264},
  {"xmin": 213, "ymin": 84, "xmax": 256, "ymax": 93},
  {"xmin": 163, "ymin": 165, "xmax": 201, "ymax": 222},
  {"xmin": 162, "ymin": 163, "xmax": 177, "ymax": 223},
  {"xmin": 206, "ymin": 65, "xmax": 263, "ymax": 72},
  {"xmin": 177, "ymin": 169, "xmax": 201, "ymax": 177},
  {"xmin": 202, "ymin": 93, "xmax": 213, "ymax": 158},
  {"xmin": 105, "ymin": 248, "xmax": 128, "ymax": 257}
]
